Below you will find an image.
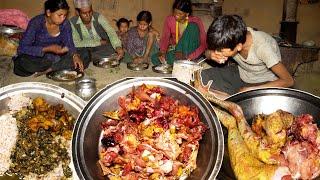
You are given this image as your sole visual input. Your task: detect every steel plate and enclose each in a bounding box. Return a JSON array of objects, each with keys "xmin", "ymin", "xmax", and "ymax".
[
  {"xmin": 152, "ymin": 64, "xmax": 173, "ymax": 74},
  {"xmin": 92, "ymin": 54, "xmax": 119, "ymax": 69},
  {"xmin": 127, "ymin": 62, "xmax": 149, "ymax": 71},
  {"xmin": 46, "ymin": 69, "xmax": 84, "ymax": 82}
]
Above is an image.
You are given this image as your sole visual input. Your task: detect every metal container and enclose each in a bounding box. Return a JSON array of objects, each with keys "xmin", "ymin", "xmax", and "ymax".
[
  {"xmin": 46, "ymin": 69, "xmax": 84, "ymax": 82},
  {"xmin": 0, "ymin": 82, "xmax": 85, "ymax": 115},
  {"xmin": 92, "ymin": 54, "xmax": 120, "ymax": 69},
  {"xmin": 172, "ymin": 60, "xmax": 202, "ymax": 85},
  {"xmin": 72, "ymin": 77, "xmax": 224, "ymax": 180},
  {"xmin": 75, "ymin": 77, "xmax": 97, "ymax": 101},
  {"xmin": 152, "ymin": 64, "xmax": 173, "ymax": 74},
  {"xmin": 0, "ymin": 25, "xmax": 24, "ymax": 35},
  {"xmin": 218, "ymin": 88, "xmax": 320, "ymax": 179},
  {"xmin": 127, "ymin": 62, "xmax": 149, "ymax": 71},
  {"xmin": 0, "ymin": 82, "xmax": 86, "ymax": 179}
]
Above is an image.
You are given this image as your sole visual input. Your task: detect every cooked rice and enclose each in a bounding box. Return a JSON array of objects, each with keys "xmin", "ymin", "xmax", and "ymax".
[
  {"xmin": 0, "ymin": 113, "xmax": 18, "ymax": 175},
  {"xmin": 7, "ymin": 94, "xmax": 32, "ymax": 113}
]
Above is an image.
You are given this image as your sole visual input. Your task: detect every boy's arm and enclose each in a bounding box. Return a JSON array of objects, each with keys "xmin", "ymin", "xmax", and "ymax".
[{"xmin": 239, "ymin": 62, "xmax": 294, "ymax": 92}]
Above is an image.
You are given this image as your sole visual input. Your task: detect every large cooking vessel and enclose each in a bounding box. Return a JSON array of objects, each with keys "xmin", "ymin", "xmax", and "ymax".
[
  {"xmin": 217, "ymin": 88, "xmax": 320, "ymax": 179},
  {"xmin": 72, "ymin": 78, "xmax": 224, "ymax": 180},
  {"xmin": 0, "ymin": 82, "xmax": 85, "ymax": 116},
  {"xmin": 0, "ymin": 82, "xmax": 86, "ymax": 179}
]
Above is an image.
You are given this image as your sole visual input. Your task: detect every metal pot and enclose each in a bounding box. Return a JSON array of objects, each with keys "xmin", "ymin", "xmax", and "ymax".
[
  {"xmin": 217, "ymin": 88, "xmax": 320, "ymax": 179},
  {"xmin": 172, "ymin": 60, "xmax": 202, "ymax": 85},
  {"xmin": 0, "ymin": 82, "xmax": 85, "ymax": 115},
  {"xmin": 0, "ymin": 82, "xmax": 86, "ymax": 179},
  {"xmin": 75, "ymin": 77, "xmax": 97, "ymax": 101},
  {"xmin": 72, "ymin": 77, "xmax": 224, "ymax": 180}
]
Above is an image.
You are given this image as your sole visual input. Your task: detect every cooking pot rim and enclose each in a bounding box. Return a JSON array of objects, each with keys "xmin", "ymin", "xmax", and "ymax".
[
  {"xmin": 72, "ymin": 77, "xmax": 224, "ymax": 180},
  {"xmin": 227, "ymin": 87, "xmax": 320, "ymax": 101}
]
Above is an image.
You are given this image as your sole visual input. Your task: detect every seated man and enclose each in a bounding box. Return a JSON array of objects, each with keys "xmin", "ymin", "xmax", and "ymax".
[
  {"xmin": 202, "ymin": 15, "xmax": 294, "ymax": 100},
  {"xmin": 70, "ymin": 0, "xmax": 124, "ymax": 63}
]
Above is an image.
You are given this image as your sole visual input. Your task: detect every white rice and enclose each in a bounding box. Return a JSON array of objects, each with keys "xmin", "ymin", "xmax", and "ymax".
[
  {"xmin": 7, "ymin": 94, "xmax": 32, "ymax": 113},
  {"xmin": 0, "ymin": 113, "xmax": 18, "ymax": 175}
]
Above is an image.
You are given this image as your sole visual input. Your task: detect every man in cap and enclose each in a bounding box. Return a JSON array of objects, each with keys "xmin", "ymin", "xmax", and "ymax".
[{"xmin": 70, "ymin": 0, "xmax": 124, "ymax": 63}]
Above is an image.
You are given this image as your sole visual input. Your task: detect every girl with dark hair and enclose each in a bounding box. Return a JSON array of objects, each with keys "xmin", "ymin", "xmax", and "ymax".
[
  {"xmin": 114, "ymin": 18, "xmax": 132, "ymax": 48},
  {"xmin": 124, "ymin": 10, "xmax": 159, "ymax": 64},
  {"xmin": 13, "ymin": 0, "xmax": 87, "ymax": 77},
  {"xmin": 151, "ymin": 0, "xmax": 207, "ymax": 65}
]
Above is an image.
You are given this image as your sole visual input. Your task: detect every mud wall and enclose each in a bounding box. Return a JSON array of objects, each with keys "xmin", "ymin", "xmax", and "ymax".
[{"xmin": 1, "ymin": 0, "xmax": 319, "ymax": 45}]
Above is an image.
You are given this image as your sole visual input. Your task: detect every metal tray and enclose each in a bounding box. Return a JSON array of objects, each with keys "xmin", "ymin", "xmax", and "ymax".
[
  {"xmin": 92, "ymin": 54, "xmax": 119, "ymax": 69},
  {"xmin": 127, "ymin": 62, "xmax": 149, "ymax": 71},
  {"xmin": 152, "ymin": 64, "xmax": 173, "ymax": 74},
  {"xmin": 46, "ymin": 69, "xmax": 84, "ymax": 82}
]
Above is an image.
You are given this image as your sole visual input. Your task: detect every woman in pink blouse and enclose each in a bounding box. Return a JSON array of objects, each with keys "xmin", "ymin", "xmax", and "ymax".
[{"xmin": 151, "ymin": 0, "xmax": 207, "ymax": 65}]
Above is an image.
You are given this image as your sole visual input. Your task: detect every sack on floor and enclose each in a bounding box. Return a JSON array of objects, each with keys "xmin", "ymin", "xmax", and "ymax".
[{"xmin": 0, "ymin": 34, "xmax": 18, "ymax": 57}]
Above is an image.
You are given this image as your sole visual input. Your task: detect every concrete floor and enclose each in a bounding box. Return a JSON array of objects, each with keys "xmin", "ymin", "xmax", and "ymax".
[
  {"xmin": 0, "ymin": 56, "xmax": 171, "ymax": 94},
  {"xmin": 0, "ymin": 56, "xmax": 319, "ymax": 98}
]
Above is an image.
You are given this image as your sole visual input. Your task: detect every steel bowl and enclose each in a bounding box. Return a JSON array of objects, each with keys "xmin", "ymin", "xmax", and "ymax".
[
  {"xmin": 72, "ymin": 77, "xmax": 224, "ymax": 180},
  {"xmin": 0, "ymin": 82, "xmax": 86, "ymax": 179},
  {"xmin": 93, "ymin": 54, "xmax": 120, "ymax": 69},
  {"xmin": 217, "ymin": 88, "xmax": 320, "ymax": 179}
]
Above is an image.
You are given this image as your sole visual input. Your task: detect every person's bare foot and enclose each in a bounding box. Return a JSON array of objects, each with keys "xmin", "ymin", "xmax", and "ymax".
[{"xmin": 33, "ymin": 68, "xmax": 53, "ymax": 77}]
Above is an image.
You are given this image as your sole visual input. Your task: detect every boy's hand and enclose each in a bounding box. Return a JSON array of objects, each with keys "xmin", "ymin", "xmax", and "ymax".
[{"xmin": 205, "ymin": 50, "xmax": 228, "ymax": 64}]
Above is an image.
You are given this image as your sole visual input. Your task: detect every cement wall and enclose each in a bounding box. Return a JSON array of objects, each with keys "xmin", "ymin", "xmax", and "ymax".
[
  {"xmin": 223, "ymin": 0, "xmax": 320, "ymax": 45},
  {"xmin": 1, "ymin": 0, "xmax": 319, "ymax": 45}
]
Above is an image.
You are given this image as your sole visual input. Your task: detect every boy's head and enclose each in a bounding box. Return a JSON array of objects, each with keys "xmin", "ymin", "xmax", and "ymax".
[
  {"xmin": 115, "ymin": 18, "xmax": 131, "ymax": 33},
  {"xmin": 207, "ymin": 15, "xmax": 247, "ymax": 57}
]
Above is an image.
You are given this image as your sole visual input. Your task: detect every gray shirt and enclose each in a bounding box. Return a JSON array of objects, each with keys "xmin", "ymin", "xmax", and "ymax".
[{"xmin": 233, "ymin": 27, "xmax": 280, "ymax": 83}]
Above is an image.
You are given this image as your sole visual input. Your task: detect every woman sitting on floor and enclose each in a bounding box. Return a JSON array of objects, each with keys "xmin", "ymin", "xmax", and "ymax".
[
  {"xmin": 123, "ymin": 10, "xmax": 159, "ymax": 64},
  {"xmin": 13, "ymin": 0, "xmax": 87, "ymax": 77},
  {"xmin": 151, "ymin": 0, "xmax": 207, "ymax": 65}
]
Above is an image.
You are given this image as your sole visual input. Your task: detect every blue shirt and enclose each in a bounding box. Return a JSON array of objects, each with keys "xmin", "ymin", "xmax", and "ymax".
[{"xmin": 17, "ymin": 14, "xmax": 76, "ymax": 61}]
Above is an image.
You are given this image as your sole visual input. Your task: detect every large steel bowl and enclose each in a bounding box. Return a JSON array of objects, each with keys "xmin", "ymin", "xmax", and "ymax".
[
  {"xmin": 0, "ymin": 82, "xmax": 85, "ymax": 116},
  {"xmin": 217, "ymin": 88, "xmax": 320, "ymax": 179},
  {"xmin": 0, "ymin": 82, "xmax": 86, "ymax": 179},
  {"xmin": 72, "ymin": 78, "xmax": 224, "ymax": 180}
]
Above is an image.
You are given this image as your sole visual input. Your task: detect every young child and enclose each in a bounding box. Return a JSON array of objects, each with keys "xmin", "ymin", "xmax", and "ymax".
[
  {"xmin": 125, "ymin": 11, "xmax": 159, "ymax": 64},
  {"xmin": 114, "ymin": 18, "xmax": 131, "ymax": 49}
]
